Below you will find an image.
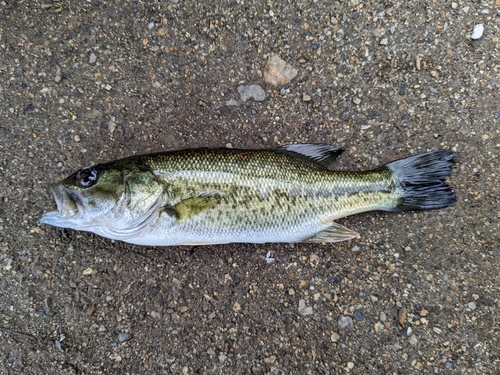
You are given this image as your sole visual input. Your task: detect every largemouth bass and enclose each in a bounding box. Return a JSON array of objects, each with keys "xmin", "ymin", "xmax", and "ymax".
[{"xmin": 40, "ymin": 144, "xmax": 456, "ymax": 246}]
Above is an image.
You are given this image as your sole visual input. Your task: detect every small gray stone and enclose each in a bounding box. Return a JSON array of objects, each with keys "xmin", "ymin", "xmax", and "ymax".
[
  {"xmin": 225, "ymin": 98, "xmax": 240, "ymax": 106},
  {"xmin": 467, "ymin": 301, "xmax": 476, "ymax": 310},
  {"xmin": 338, "ymin": 315, "xmax": 354, "ymax": 329},
  {"xmin": 237, "ymin": 84, "xmax": 266, "ymax": 102},
  {"xmin": 298, "ymin": 299, "xmax": 313, "ymax": 316},
  {"xmin": 89, "ymin": 53, "xmax": 97, "ymax": 64},
  {"xmin": 118, "ymin": 332, "xmax": 132, "ymax": 342},
  {"xmin": 380, "ymin": 38, "xmax": 388, "ymax": 45},
  {"xmin": 409, "ymin": 335, "xmax": 418, "ymax": 346}
]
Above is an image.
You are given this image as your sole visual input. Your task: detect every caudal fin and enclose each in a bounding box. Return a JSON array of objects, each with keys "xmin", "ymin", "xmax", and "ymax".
[{"xmin": 386, "ymin": 150, "xmax": 457, "ymax": 211}]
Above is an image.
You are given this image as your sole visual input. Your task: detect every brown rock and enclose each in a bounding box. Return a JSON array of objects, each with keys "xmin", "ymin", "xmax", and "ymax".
[
  {"xmin": 398, "ymin": 306, "xmax": 407, "ymax": 326},
  {"xmin": 263, "ymin": 53, "xmax": 298, "ymax": 87}
]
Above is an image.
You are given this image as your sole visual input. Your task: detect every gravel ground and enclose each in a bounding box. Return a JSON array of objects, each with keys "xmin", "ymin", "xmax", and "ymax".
[{"xmin": 1, "ymin": 1, "xmax": 499, "ymax": 374}]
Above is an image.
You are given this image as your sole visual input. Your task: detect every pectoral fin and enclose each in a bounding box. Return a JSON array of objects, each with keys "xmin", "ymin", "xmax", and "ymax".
[
  {"xmin": 165, "ymin": 191, "xmax": 223, "ymax": 221},
  {"xmin": 302, "ymin": 222, "xmax": 359, "ymax": 243}
]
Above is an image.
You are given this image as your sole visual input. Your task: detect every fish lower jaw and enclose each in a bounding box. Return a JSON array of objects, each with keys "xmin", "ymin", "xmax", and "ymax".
[{"xmin": 40, "ymin": 211, "xmax": 81, "ymax": 229}]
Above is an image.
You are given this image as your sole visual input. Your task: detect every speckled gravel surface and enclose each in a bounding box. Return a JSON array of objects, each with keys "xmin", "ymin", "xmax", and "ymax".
[{"xmin": 1, "ymin": 1, "xmax": 499, "ymax": 374}]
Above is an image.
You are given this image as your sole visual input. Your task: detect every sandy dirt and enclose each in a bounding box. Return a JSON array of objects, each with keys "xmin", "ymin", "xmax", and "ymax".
[{"xmin": 0, "ymin": 1, "xmax": 498, "ymax": 374}]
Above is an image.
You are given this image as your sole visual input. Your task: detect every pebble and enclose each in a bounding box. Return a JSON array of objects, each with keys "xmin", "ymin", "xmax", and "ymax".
[
  {"xmin": 218, "ymin": 354, "xmax": 227, "ymax": 363},
  {"xmin": 380, "ymin": 38, "xmax": 388, "ymax": 45},
  {"xmin": 263, "ymin": 53, "xmax": 298, "ymax": 87},
  {"xmin": 302, "ymin": 93, "xmax": 311, "ymax": 102},
  {"xmin": 298, "ymin": 299, "xmax": 313, "ymax": 316},
  {"xmin": 264, "ymin": 355, "xmax": 276, "ymax": 364},
  {"xmin": 471, "ymin": 24, "xmax": 484, "ymax": 40},
  {"xmin": 398, "ymin": 306, "xmax": 407, "ymax": 325},
  {"xmin": 330, "ymin": 332, "xmax": 340, "ymax": 342},
  {"xmin": 353, "ymin": 310, "xmax": 364, "ymax": 321},
  {"xmin": 379, "ymin": 312, "xmax": 387, "ymax": 321},
  {"xmin": 338, "ymin": 315, "xmax": 354, "ymax": 329},
  {"xmin": 3, "ymin": 258, "xmax": 12, "ymax": 271},
  {"xmin": 237, "ymin": 84, "xmax": 265, "ymax": 102},
  {"xmin": 225, "ymin": 98, "xmax": 240, "ymax": 107},
  {"xmin": 373, "ymin": 27, "xmax": 385, "ymax": 37},
  {"xmin": 409, "ymin": 335, "xmax": 418, "ymax": 346},
  {"xmin": 232, "ymin": 301, "xmax": 241, "ymax": 312},
  {"xmin": 374, "ymin": 322, "xmax": 384, "ymax": 333},
  {"xmin": 89, "ymin": 53, "xmax": 97, "ymax": 64},
  {"xmin": 467, "ymin": 301, "xmax": 477, "ymax": 310},
  {"xmin": 55, "ymin": 340, "xmax": 63, "ymax": 352},
  {"xmin": 309, "ymin": 253, "xmax": 319, "ymax": 262},
  {"xmin": 108, "ymin": 121, "xmax": 116, "ymax": 133},
  {"xmin": 118, "ymin": 332, "xmax": 132, "ymax": 342},
  {"xmin": 351, "ymin": 245, "xmax": 360, "ymax": 252}
]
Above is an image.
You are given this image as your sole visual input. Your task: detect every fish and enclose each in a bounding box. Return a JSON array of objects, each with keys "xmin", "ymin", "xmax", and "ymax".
[{"xmin": 40, "ymin": 144, "xmax": 456, "ymax": 246}]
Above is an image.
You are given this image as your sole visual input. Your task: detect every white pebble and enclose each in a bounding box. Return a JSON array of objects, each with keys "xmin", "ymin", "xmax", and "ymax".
[
  {"xmin": 89, "ymin": 53, "xmax": 97, "ymax": 64},
  {"xmin": 467, "ymin": 301, "xmax": 477, "ymax": 310},
  {"xmin": 471, "ymin": 24, "xmax": 484, "ymax": 40},
  {"xmin": 148, "ymin": 22, "xmax": 155, "ymax": 30}
]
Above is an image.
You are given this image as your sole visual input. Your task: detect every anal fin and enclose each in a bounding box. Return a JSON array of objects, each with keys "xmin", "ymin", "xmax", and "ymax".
[{"xmin": 302, "ymin": 222, "xmax": 359, "ymax": 243}]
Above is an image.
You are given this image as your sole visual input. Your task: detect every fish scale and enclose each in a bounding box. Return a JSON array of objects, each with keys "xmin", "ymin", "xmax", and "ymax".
[{"xmin": 40, "ymin": 144, "xmax": 456, "ymax": 246}]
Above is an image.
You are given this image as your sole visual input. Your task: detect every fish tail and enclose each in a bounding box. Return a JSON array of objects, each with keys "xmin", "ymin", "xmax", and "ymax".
[{"xmin": 386, "ymin": 150, "xmax": 457, "ymax": 211}]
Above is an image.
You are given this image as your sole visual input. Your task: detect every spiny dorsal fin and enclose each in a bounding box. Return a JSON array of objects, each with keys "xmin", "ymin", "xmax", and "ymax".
[{"xmin": 281, "ymin": 144, "xmax": 343, "ymax": 168}]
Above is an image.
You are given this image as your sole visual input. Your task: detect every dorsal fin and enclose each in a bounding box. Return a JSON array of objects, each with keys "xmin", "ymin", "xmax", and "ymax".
[{"xmin": 281, "ymin": 144, "xmax": 343, "ymax": 168}]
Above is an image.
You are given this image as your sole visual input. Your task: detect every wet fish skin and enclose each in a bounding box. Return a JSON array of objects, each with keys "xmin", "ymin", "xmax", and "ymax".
[{"xmin": 39, "ymin": 144, "xmax": 456, "ymax": 246}]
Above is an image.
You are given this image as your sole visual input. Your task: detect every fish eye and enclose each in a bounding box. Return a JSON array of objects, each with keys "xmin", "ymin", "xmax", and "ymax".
[{"xmin": 77, "ymin": 167, "xmax": 98, "ymax": 188}]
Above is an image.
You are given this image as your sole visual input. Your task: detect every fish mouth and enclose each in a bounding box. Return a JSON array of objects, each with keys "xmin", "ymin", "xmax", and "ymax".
[{"xmin": 39, "ymin": 184, "xmax": 84, "ymax": 228}]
